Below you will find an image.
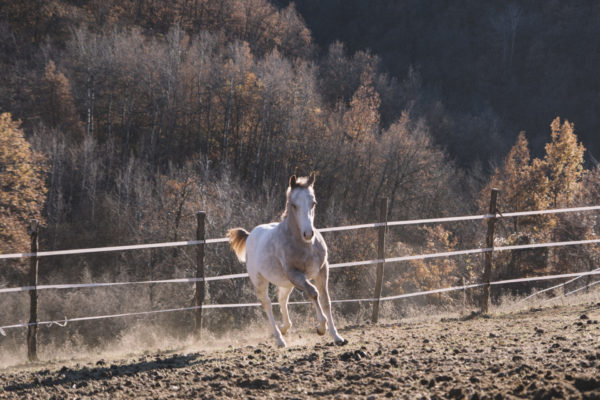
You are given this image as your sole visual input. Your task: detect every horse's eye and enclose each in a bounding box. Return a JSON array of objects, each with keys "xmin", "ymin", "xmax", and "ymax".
[{"xmin": 291, "ymin": 204, "xmax": 297, "ymax": 210}]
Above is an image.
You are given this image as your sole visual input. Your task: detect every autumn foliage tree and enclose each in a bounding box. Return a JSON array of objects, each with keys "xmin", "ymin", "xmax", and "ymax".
[
  {"xmin": 543, "ymin": 117, "xmax": 585, "ymax": 208},
  {"xmin": 0, "ymin": 113, "xmax": 48, "ymax": 254},
  {"xmin": 481, "ymin": 117, "xmax": 587, "ymax": 279},
  {"xmin": 343, "ymin": 71, "xmax": 380, "ymax": 142},
  {"xmin": 481, "ymin": 131, "xmax": 551, "ymax": 237},
  {"xmin": 391, "ymin": 225, "xmax": 461, "ymax": 305},
  {"xmin": 542, "ymin": 118, "xmax": 586, "ymax": 272},
  {"xmin": 36, "ymin": 60, "xmax": 84, "ymax": 140},
  {"xmin": 573, "ymin": 166, "xmax": 600, "ymax": 271}
]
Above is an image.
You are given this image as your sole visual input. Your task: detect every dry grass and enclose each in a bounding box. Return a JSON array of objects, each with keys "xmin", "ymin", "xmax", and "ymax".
[{"xmin": 2, "ymin": 281, "xmax": 598, "ymax": 370}]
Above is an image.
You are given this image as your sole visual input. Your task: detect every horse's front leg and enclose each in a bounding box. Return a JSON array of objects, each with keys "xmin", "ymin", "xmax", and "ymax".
[
  {"xmin": 315, "ymin": 264, "xmax": 346, "ymax": 344},
  {"xmin": 286, "ymin": 268, "xmax": 327, "ymax": 335},
  {"xmin": 278, "ymin": 286, "xmax": 293, "ymax": 335}
]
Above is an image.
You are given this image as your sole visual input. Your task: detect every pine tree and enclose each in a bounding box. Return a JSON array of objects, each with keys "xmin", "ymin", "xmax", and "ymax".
[
  {"xmin": 480, "ymin": 131, "xmax": 554, "ymax": 279},
  {"xmin": 541, "ymin": 118, "xmax": 586, "ymax": 272},
  {"xmin": 543, "ymin": 117, "xmax": 585, "ymax": 208},
  {"xmin": 480, "ymin": 131, "xmax": 551, "ymax": 236},
  {"xmin": 493, "ymin": 132, "xmax": 531, "ymax": 231}
]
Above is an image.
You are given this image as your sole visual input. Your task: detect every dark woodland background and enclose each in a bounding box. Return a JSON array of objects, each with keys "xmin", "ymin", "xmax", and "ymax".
[{"xmin": 278, "ymin": 0, "xmax": 600, "ymax": 167}]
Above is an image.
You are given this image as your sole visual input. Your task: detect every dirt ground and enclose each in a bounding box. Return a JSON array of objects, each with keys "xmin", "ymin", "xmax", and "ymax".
[{"xmin": 1, "ymin": 303, "xmax": 599, "ymax": 399}]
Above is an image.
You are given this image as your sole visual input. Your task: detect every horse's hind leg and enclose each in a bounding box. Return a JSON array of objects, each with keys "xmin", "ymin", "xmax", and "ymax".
[
  {"xmin": 278, "ymin": 286, "xmax": 293, "ymax": 335},
  {"xmin": 254, "ymin": 276, "xmax": 286, "ymax": 347},
  {"xmin": 315, "ymin": 265, "xmax": 346, "ymax": 344}
]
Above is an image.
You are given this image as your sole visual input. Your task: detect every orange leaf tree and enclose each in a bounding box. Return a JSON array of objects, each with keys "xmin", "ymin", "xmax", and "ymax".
[
  {"xmin": 0, "ymin": 113, "xmax": 48, "ymax": 253},
  {"xmin": 543, "ymin": 117, "xmax": 585, "ymax": 208},
  {"xmin": 480, "ymin": 117, "xmax": 587, "ymax": 278}
]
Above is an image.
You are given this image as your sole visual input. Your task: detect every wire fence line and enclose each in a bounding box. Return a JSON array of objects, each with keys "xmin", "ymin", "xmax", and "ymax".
[
  {"xmin": 321, "ymin": 205, "xmax": 600, "ymax": 231},
  {"xmin": 0, "ymin": 238, "xmax": 230, "ymax": 260},
  {"xmin": 539, "ymin": 276, "xmax": 600, "ymax": 305},
  {"xmin": 2, "ymin": 205, "xmax": 599, "ymax": 261},
  {"xmin": 517, "ymin": 266, "xmax": 600, "ymax": 304},
  {"xmin": 2, "ymin": 237, "xmax": 600, "ymax": 295},
  {"xmin": 2, "ymin": 269, "xmax": 600, "ymax": 336},
  {"xmin": 1, "ymin": 204, "xmax": 599, "ymax": 335},
  {"xmin": 564, "ymin": 280, "xmax": 600, "ymax": 297}
]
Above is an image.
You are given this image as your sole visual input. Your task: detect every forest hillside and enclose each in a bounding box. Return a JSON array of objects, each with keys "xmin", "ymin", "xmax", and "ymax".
[{"xmin": 278, "ymin": 0, "xmax": 600, "ymax": 167}]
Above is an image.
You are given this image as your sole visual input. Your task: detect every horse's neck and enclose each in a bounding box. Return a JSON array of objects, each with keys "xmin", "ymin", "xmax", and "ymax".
[{"xmin": 279, "ymin": 217, "xmax": 326, "ymax": 270}]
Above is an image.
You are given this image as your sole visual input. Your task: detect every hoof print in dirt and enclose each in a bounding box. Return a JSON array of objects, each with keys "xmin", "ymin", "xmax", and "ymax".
[
  {"xmin": 269, "ymin": 372, "xmax": 280, "ymax": 380},
  {"xmin": 237, "ymin": 378, "xmax": 273, "ymax": 390},
  {"xmin": 340, "ymin": 350, "xmax": 366, "ymax": 362},
  {"xmin": 435, "ymin": 375, "xmax": 453, "ymax": 382},
  {"xmin": 532, "ymin": 387, "xmax": 563, "ymax": 399},
  {"xmin": 297, "ymin": 352, "xmax": 319, "ymax": 364},
  {"xmin": 447, "ymin": 387, "xmax": 464, "ymax": 399},
  {"xmin": 574, "ymin": 376, "xmax": 600, "ymax": 392}
]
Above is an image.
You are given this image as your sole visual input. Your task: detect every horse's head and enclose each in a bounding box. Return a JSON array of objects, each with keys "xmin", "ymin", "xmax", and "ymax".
[{"xmin": 286, "ymin": 172, "xmax": 317, "ymax": 243}]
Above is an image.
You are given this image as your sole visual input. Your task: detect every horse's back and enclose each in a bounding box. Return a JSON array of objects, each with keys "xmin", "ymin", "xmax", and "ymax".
[
  {"xmin": 247, "ymin": 223, "xmax": 278, "ymax": 252},
  {"xmin": 246, "ymin": 223, "xmax": 290, "ymax": 287}
]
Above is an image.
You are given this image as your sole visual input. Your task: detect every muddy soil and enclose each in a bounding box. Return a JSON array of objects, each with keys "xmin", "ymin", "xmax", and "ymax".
[{"xmin": 1, "ymin": 303, "xmax": 599, "ymax": 399}]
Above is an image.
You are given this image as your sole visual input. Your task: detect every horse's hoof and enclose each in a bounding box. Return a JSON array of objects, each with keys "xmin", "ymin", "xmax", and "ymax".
[
  {"xmin": 335, "ymin": 338, "xmax": 348, "ymax": 346},
  {"xmin": 275, "ymin": 336, "xmax": 287, "ymax": 348},
  {"xmin": 279, "ymin": 324, "xmax": 290, "ymax": 336},
  {"xmin": 316, "ymin": 326, "xmax": 326, "ymax": 336}
]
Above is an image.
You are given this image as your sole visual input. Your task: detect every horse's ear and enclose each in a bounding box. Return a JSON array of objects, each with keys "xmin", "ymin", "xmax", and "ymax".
[
  {"xmin": 308, "ymin": 171, "xmax": 317, "ymax": 186},
  {"xmin": 289, "ymin": 175, "xmax": 297, "ymax": 188}
]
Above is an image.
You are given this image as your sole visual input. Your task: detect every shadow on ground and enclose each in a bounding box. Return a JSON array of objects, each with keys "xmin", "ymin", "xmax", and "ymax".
[{"xmin": 3, "ymin": 353, "xmax": 202, "ymax": 392}]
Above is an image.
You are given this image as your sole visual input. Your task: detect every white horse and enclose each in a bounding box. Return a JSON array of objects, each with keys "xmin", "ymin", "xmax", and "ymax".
[{"xmin": 227, "ymin": 172, "xmax": 346, "ymax": 347}]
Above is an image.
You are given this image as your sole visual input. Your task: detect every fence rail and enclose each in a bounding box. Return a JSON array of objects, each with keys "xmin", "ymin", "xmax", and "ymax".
[
  {"xmin": 1, "ymin": 200, "xmax": 599, "ymax": 361},
  {"xmin": 3, "ymin": 237, "xmax": 600, "ymax": 295},
  {"xmin": 518, "ymin": 266, "xmax": 600, "ymax": 304},
  {"xmin": 2, "ymin": 269, "xmax": 600, "ymax": 337},
  {"xmin": 2, "ymin": 205, "xmax": 599, "ymax": 260}
]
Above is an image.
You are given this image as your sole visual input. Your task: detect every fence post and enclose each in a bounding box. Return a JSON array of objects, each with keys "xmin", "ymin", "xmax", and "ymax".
[
  {"xmin": 371, "ymin": 197, "xmax": 388, "ymax": 323},
  {"xmin": 481, "ymin": 188, "xmax": 499, "ymax": 314},
  {"xmin": 27, "ymin": 219, "xmax": 39, "ymax": 362},
  {"xmin": 462, "ymin": 277, "xmax": 467, "ymax": 311},
  {"xmin": 194, "ymin": 211, "xmax": 206, "ymax": 339}
]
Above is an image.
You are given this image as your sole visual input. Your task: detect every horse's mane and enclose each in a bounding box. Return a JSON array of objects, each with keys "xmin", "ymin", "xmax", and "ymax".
[{"xmin": 290, "ymin": 176, "xmax": 313, "ymax": 189}]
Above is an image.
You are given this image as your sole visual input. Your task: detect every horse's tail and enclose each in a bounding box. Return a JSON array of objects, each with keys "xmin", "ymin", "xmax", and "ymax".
[{"xmin": 227, "ymin": 228, "xmax": 249, "ymax": 262}]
